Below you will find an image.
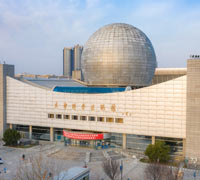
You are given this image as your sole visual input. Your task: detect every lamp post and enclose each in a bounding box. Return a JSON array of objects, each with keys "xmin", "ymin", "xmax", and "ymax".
[
  {"xmin": 192, "ymin": 158, "xmax": 197, "ymax": 180},
  {"xmin": 120, "ymin": 160, "xmax": 123, "ymax": 180}
]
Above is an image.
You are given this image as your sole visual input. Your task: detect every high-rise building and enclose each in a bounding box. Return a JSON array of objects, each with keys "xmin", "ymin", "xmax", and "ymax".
[
  {"xmin": 63, "ymin": 45, "xmax": 83, "ymax": 77},
  {"xmin": 63, "ymin": 47, "xmax": 73, "ymax": 77},
  {"xmin": 74, "ymin": 45, "xmax": 83, "ymax": 71}
]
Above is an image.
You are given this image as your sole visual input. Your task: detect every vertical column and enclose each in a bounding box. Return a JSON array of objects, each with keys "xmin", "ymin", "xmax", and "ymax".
[
  {"xmin": 186, "ymin": 59, "xmax": 200, "ymax": 159},
  {"xmin": 9, "ymin": 124, "xmax": 12, "ymax": 129},
  {"xmin": 50, "ymin": 127, "xmax": 54, "ymax": 142},
  {"xmin": 29, "ymin": 125, "xmax": 32, "ymax": 139},
  {"xmin": 152, "ymin": 136, "xmax": 155, "ymax": 145},
  {"xmin": 122, "ymin": 134, "xmax": 126, "ymax": 150},
  {"xmin": 183, "ymin": 138, "xmax": 186, "ymax": 158},
  {"xmin": 0, "ymin": 64, "xmax": 14, "ymax": 138}
]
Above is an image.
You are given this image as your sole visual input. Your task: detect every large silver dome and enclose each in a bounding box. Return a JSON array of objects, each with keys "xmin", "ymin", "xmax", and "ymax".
[{"xmin": 81, "ymin": 23, "xmax": 157, "ymax": 86}]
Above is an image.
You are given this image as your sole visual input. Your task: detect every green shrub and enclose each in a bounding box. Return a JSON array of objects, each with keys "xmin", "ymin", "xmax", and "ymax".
[
  {"xmin": 145, "ymin": 141, "xmax": 170, "ymax": 163},
  {"xmin": 3, "ymin": 129, "xmax": 21, "ymax": 146}
]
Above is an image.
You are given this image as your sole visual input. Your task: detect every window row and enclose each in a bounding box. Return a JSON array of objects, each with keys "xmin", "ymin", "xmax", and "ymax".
[{"xmin": 48, "ymin": 114, "xmax": 123, "ymax": 123}]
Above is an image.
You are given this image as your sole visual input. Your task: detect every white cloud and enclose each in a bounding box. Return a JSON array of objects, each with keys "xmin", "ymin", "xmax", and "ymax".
[
  {"xmin": 0, "ymin": 0, "xmax": 111, "ymax": 74},
  {"xmin": 0, "ymin": 0, "xmax": 200, "ymax": 74}
]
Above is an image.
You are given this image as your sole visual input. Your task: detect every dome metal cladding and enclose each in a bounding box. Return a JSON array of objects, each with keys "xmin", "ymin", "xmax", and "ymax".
[{"xmin": 81, "ymin": 23, "xmax": 157, "ymax": 86}]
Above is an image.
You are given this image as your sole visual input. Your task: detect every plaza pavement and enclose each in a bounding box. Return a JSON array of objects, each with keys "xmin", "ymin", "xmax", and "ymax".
[{"xmin": 0, "ymin": 141, "xmax": 199, "ymax": 180}]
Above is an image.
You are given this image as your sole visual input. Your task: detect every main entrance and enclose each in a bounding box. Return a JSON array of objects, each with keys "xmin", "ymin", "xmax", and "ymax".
[{"xmin": 63, "ymin": 130, "xmax": 111, "ymax": 149}]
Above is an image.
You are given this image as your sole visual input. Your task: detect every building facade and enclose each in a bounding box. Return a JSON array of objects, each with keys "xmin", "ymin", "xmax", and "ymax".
[{"xmin": 0, "ymin": 59, "xmax": 200, "ymax": 160}]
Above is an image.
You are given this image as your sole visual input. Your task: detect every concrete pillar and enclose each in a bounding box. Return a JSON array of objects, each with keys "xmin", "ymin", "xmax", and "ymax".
[
  {"xmin": 122, "ymin": 134, "xmax": 126, "ymax": 150},
  {"xmin": 29, "ymin": 125, "xmax": 32, "ymax": 139},
  {"xmin": 9, "ymin": 124, "xmax": 12, "ymax": 129},
  {"xmin": 0, "ymin": 64, "xmax": 15, "ymax": 138},
  {"xmin": 152, "ymin": 136, "xmax": 155, "ymax": 145},
  {"xmin": 183, "ymin": 138, "xmax": 186, "ymax": 158},
  {"xmin": 50, "ymin": 127, "xmax": 54, "ymax": 142},
  {"xmin": 186, "ymin": 59, "xmax": 200, "ymax": 158}
]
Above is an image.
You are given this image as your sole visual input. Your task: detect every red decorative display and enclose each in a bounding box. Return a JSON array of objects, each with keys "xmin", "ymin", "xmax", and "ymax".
[{"xmin": 63, "ymin": 130, "xmax": 104, "ymax": 140}]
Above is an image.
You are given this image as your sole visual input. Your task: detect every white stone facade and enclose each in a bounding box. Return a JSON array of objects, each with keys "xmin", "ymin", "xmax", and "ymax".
[{"xmin": 6, "ymin": 75, "xmax": 186, "ymax": 138}]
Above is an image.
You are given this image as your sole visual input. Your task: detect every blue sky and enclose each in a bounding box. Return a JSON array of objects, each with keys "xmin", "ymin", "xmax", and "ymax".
[{"xmin": 0, "ymin": 0, "xmax": 200, "ymax": 75}]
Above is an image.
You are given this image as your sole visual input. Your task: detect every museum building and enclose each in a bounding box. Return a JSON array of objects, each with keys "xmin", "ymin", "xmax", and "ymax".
[{"xmin": 0, "ymin": 23, "xmax": 200, "ymax": 160}]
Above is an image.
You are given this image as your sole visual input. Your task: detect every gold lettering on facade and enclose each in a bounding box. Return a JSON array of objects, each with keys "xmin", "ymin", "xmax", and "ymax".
[
  {"xmin": 54, "ymin": 102, "xmax": 58, "ymax": 108},
  {"xmin": 64, "ymin": 103, "xmax": 67, "ymax": 109},
  {"xmin": 100, "ymin": 104, "xmax": 105, "ymax": 111},
  {"xmin": 111, "ymin": 104, "xmax": 116, "ymax": 112},
  {"xmin": 82, "ymin": 104, "xmax": 85, "ymax": 110},
  {"xmin": 72, "ymin": 104, "xmax": 76, "ymax": 110},
  {"xmin": 91, "ymin": 105, "xmax": 95, "ymax": 111}
]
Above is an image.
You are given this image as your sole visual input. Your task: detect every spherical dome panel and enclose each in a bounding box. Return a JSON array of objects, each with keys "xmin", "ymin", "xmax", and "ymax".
[{"xmin": 81, "ymin": 23, "xmax": 157, "ymax": 86}]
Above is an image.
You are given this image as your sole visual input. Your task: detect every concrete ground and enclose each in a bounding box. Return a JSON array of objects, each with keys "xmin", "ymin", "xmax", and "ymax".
[{"xmin": 0, "ymin": 140, "xmax": 199, "ymax": 180}]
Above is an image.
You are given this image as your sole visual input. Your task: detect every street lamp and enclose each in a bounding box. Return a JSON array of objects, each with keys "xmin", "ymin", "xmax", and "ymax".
[
  {"xmin": 192, "ymin": 158, "xmax": 197, "ymax": 180},
  {"xmin": 120, "ymin": 160, "xmax": 123, "ymax": 180}
]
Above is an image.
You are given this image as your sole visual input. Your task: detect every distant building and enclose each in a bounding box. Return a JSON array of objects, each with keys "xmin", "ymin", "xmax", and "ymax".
[
  {"xmin": 63, "ymin": 47, "xmax": 73, "ymax": 77},
  {"xmin": 74, "ymin": 45, "xmax": 83, "ymax": 71},
  {"xmin": 63, "ymin": 45, "xmax": 83, "ymax": 77}
]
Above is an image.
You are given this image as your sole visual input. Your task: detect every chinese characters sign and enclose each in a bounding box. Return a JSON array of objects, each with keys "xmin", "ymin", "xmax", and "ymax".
[{"xmin": 63, "ymin": 130, "xmax": 104, "ymax": 140}]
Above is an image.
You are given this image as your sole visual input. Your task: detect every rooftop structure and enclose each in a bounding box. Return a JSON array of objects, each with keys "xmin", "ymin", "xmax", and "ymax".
[
  {"xmin": 53, "ymin": 86, "xmax": 126, "ymax": 94},
  {"xmin": 81, "ymin": 23, "xmax": 157, "ymax": 86},
  {"xmin": 25, "ymin": 78, "xmax": 85, "ymax": 89}
]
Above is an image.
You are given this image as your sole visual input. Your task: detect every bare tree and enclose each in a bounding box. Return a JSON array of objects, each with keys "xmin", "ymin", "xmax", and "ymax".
[
  {"xmin": 13, "ymin": 154, "xmax": 65, "ymax": 180},
  {"xmin": 145, "ymin": 163, "xmax": 183, "ymax": 180},
  {"xmin": 145, "ymin": 163, "xmax": 164, "ymax": 180},
  {"xmin": 102, "ymin": 159, "xmax": 120, "ymax": 180},
  {"xmin": 164, "ymin": 164, "xmax": 183, "ymax": 180}
]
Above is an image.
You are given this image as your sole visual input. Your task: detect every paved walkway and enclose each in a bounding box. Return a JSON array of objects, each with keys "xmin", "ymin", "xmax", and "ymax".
[{"xmin": 1, "ymin": 142, "xmax": 200, "ymax": 180}]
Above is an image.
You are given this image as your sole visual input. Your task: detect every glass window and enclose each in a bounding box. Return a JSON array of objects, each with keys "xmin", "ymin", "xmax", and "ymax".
[
  {"xmin": 80, "ymin": 116, "xmax": 87, "ymax": 120},
  {"xmin": 72, "ymin": 115, "xmax": 78, "ymax": 120},
  {"xmin": 32, "ymin": 126, "xmax": 50, "ymax": 141},
  {"xmin": 115, "ymin": 118, "xmax": 123, "ymax": 123},
  {"xmin": 155, "ymin": 137, "xmax": 183, "ymax": 156},
  {"xmin": 15, "ymin": 125, "xmax": 29, "ymax": 139},
  {"xmin": 126, "ymin": 135, "xmax": 151, "ymax": 152},
  {"xmin": 97, "ymin": 117, "xmax": 105, "ymax": 122},
  {"xmin": 56, "ymin": 114, "xmax": 62, "ymax": 119},
  {"xmin": 89, "ymin": 116, "xmax": 96, "ymax": 121},
  {"xmin": 106, "ymin": 117, "xmax": 114, "ymax": 123},
  {"xmin": 63, "ymin": 115, "xmax": 70, "ymax": 119},
  {"xmin": 111, "ymin": 133, "xmax": 123, "ymax": 148},
  {"xmin": 48, "ymin": 114, "xmax": 54, "ymax": 118},
  {"xmin": 54, "ymin": 128, "xmax": 64, "ymax": 142}
]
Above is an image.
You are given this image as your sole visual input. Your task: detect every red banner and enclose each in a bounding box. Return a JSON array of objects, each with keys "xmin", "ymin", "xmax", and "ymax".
[{"xmin": 63, "ymin": 130, "xmax": 104, "ymax": 140}]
